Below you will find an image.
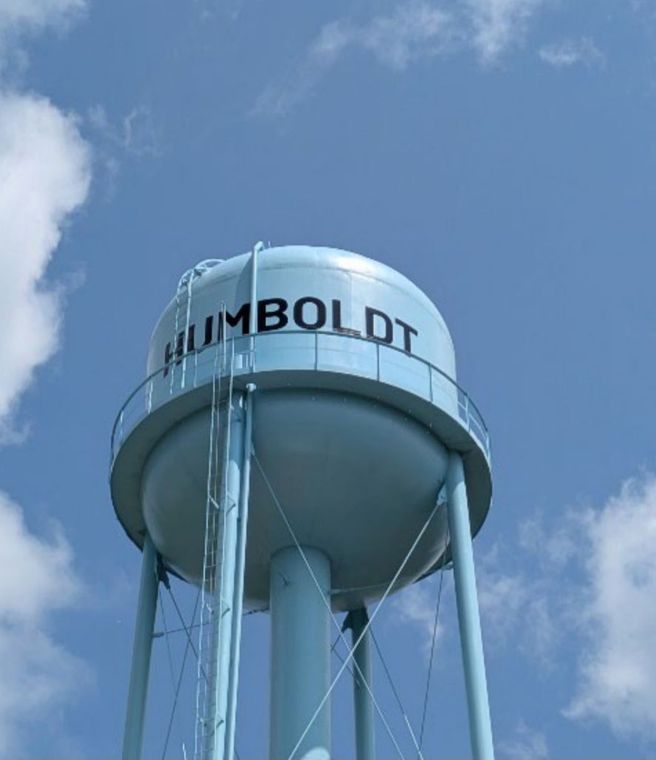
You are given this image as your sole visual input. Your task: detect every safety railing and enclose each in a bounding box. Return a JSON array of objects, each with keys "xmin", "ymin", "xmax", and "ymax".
[{"xmin": 110, "ymin": 330, "xmax": 491, "ymax": 466}]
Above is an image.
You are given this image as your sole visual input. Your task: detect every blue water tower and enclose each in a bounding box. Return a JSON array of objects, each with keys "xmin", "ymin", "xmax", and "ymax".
[{"xmin": 110, "ymin": 244, "xmax": 493, "ymax": 760}]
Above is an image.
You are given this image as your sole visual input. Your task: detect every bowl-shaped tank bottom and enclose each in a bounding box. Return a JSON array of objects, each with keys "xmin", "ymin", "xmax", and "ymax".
[{"xmin": 141, "ymin": 388, "xmax": 450, "ymax": 610}]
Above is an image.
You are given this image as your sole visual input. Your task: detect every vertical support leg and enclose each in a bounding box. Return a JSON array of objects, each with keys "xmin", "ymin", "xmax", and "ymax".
[
  {"xmin": 446, "ymin": 452, "xmax": 495, "ymax": 760},
  {"xmin": 122, "ymin": 533, "xmax": 158, "ymax": 760},
  {"xmin": 346, "ymin": 608, "xmax": 375, "ymax": 760},
  {"xmin": 270, "ymin": 546, "xmax": 331, "ymax": 760},
  {"xmin": 225, "ymin": 384, "xmax": 256, "ymax": 759},
  {"xmin": 210, "ymin": 395, "xmax": 245, "ymax": 760}
]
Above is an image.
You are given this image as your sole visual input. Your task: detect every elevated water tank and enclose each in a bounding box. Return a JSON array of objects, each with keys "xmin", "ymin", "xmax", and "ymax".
[{"xmin": 110, "ymin": 245, "xmax": 491, "ymax": 611}]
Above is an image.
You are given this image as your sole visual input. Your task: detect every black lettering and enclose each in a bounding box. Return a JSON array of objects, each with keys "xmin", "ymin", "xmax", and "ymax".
[
  {"xmin": 395, "ymin": 318, "xmax": 418, "ymax": 353},
  {"xmin": 365, "ymin": 307, "xmax": 393, "ymax": 344},
  {"xmin": 164, "ymin": 298, "xmax": 417, "ymax": 378},
  {"xmin": 163, "ymin": 330, "xmax": 185, "ymax": 379},
  {"xmin": 293, "ymin": 297, "xmax": 326, "ymax": 330},
  {"xmin": 175, "ymin": 330, "xmax": 185, "ymax": 362},
  {"xmin": 163, "ymin": 341, "xmax": 173, "ymax": 377},
  {"xmin": 203, "ymin": 316, "xmax": 213, "ymax": 346},
  {"xmin": 331, "ymin": 299, "xmax": 361, "ymax": 336},
  {"xmin": 258, "ymin": 298, "xmax": 288, "ymax": 332},
  {"xmin": 219, "ymin": 303, "xmax": 251, "ymax": 339}
]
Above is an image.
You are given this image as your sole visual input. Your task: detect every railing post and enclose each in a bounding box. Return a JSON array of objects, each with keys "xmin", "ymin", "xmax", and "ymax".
[{"xmin": 249, "ymin": 242, "xmax": 260, "ymax": 369}]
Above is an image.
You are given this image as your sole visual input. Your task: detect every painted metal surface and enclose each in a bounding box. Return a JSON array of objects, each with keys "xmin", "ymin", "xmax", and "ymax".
[
  {"xmin": 346, "ymin": 608, "xmax": 375, "ymax": 760},
  {"xmin": 225, "ymin": 384, "xmax": 255, "ymax": 760},
  {"xmin": 111, "ymin": 246, "xmax": 491, "ymax": 612},
  {"xmin": 446, "ymin": 452, "xmax": 495, "ymax": 760},
  {"xmin": 270, "ymin": 547, "xmax": 331, "ymax": 760},
  {"xmin": 122, "ymin": 533, "xmax": 158, "ymax": 760},
  {"xmin": 139, "ymin": 383, "xmax": 451, "ymax": 609},
  {"xmin": 110, "ymin": 244, "xmax": 495, "ymax": 758},
  {"xmin": 207, "ymin": 395, "xmax": 244, "ymax": 760},
  {"xmin": 142, "ymin": 247, "xmax": 460, "ymax": 437},
  {"xmin": 112, "ymin": 330, "xmax": 489, "ymax": 463},
  {"xmin": 147, "ymin": 246, "xmax": 455, "ymax": 381}
]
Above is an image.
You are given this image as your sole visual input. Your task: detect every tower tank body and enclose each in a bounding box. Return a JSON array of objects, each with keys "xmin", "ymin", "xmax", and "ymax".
[
  {"xmin": 111, "ymin": 244, "xmax": 495, "ymax": 760},
  {"xmin": 110, "ymin": 245, "xmax": 491, "ymax": 613}
]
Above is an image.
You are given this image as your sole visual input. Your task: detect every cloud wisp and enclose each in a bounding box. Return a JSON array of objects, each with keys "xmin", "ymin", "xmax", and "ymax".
[
  {"xmin": 86, "ymin": 103, "xmax": 162, "ymax": 197},
  {"xmin": 254, "ymin": 1, "xmax": 455, "ymax": 117},
  {"xmin": 465, "ymin": 0, "xmax": 547, "ymax": 64},
  {"xmin": 476, "ymin": 526, "xmax": 568, "ymax": 669},
  {"xmin": 0, "ymin": 0, "xmax": 85, "ymax": 75},
  {"xmin": 392, "ymin": 578, "xmax": 446, "ymax": 657},
  {"xmin": 498, "ymin": 721, "xmax": 549, "ymax": 760},
  {"xmin": 88, "ymin": 103, "xmax": 161, "ymax": 158},
  {"xmin": 255, "ymin": 0, "xmax": 558, "ymax": 116},
  {"xmin": 539, "ymin": 37, "xmax": 605, "ymax": 69},
  {"xmin": 0, "ymin": 0, "xmax": 84, "ymax": 35}
]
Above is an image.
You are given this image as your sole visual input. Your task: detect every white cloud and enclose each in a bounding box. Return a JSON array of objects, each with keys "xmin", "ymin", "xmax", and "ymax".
[
  {"xmin": 0, "ymin": 0, "xmax": 91, "ymax": 444},
  {"xmin": 255, "ymin": 0, "xmax": 561, "ymax": 115},
  {"xmin": 0, "ymin": 1, "xmax": 92, "ymax": 755},
  {"xmin": 498, "ymin": 721, "xmax": 549, "ymax": 760},
  {"xmin": 252, "ymin": 28, "xmax": 340, "ymax": 117},
  {"xmin": 0, "ymin": 492, "xmax": 79, "ymax": 621},
  {"xmin": 539, "ymin": 37, "xmax": 605, "ymax": 69},
  {"xmin": 356, "ymin": 1, "xmax": 454, "ymax": 69},
  {"xmin": 309, "ymin": 20, "xmax": 353, "ymax": 65},
  {"xmin": 473, "ymin": 473, "xmax": 656, "ymax": 744},
  {"xmin": 0, "ymin": 0, "xmax": 85, "ymax": 72},
  {"xmin": 517, "ymin": 512, "xmax": 578, "ymax": 569},
  {"xmin": 0, "ymin": 491, "xmax": 88, "ymax": 756},
  {"xmin": 477, "ymin": 548, "xmax": 558, "ymax": 667},
  {"xmin": 566, "ymin": 474, "xmax": 656, "ymax": 741},
  {"xmin": 0, "ymin": 91, "xmax": 91, "ymax": 442},
  {"xmin": 465, "ymin": 0, "xmax": 547, "ymax": 64},
  {"xmin": 478, "ymin": 564, "xmax": 529, "ymax": 638},
  {"xmin": 0, "ymin": 0, "xmax": 83, "ymax": 29},
  {"xmin": 393, "ymin": 578, "xmax": 446, "ymax": 655},
  {"xmin": 254, "ymin": 1, "xmax": 454, "ymax": 116}
]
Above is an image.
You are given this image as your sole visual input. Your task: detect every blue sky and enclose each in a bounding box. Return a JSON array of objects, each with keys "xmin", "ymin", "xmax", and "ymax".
[{"xmin": 1, "ymin": 0, "xmax": 656, "ymax": 758}]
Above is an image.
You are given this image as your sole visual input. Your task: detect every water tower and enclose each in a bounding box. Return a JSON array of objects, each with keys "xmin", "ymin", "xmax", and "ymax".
[{"xmin": 110, "ymin": 244, "xmax": 494, "ymax": 760}]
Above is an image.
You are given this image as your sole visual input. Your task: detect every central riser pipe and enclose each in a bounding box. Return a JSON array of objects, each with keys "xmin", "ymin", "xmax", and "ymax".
[{"xmin": 270, "ymin": 547, "xmax": 331, "ymax": 760}]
